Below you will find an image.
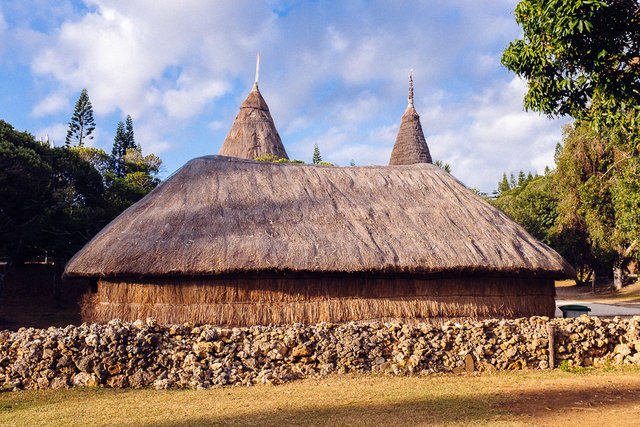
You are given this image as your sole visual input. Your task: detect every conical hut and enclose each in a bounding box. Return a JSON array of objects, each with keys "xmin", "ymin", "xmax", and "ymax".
[
  {"xmin": 389, "ymin": 70, "xmax": 432, "ymax": 165},
  {"xmin": 218, "ymin": 55, "xmax": 289, "ymax": 160},
  {"xmin": 64, "ymin": 68, "xmax": 574, "ymax": 327}
]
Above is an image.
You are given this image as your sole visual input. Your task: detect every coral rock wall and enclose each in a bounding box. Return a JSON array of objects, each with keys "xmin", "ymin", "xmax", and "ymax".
[{"xmin": 1, "ymin": 316, "xmax": 639, "ymax": 390}]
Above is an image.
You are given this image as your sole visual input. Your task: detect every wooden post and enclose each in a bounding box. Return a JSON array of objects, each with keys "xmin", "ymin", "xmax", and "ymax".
[{"xmin": 547, "ymin": 323, "xmax": 555, "ymax": 369}]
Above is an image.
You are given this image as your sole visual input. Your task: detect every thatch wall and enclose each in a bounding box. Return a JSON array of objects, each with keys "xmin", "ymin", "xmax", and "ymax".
[
  {"xmin": 81, "ymin": 274, "xmax": 555, "ymax": 326},
  {"xmin": 389, "ymin": 104, "xmax": 432, "ymax": 165},
  {"xmin": 64, "ymin": 156, "xmax": 574, "ymax": 279}
]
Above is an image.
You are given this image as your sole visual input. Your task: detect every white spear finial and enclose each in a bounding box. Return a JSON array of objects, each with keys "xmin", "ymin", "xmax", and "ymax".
[
  {"xmin": 408, "ymin": 69, "xmax": 414, "ymax": 106},
  {"xmin": 253, "ymin": 53, "xmax": 260, "ymax": 91}
]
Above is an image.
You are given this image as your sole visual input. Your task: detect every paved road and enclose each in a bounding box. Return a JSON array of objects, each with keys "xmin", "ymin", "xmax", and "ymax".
[{"xmin": 556, "ymin": 299, "xmax": 640, "ymax": 317}]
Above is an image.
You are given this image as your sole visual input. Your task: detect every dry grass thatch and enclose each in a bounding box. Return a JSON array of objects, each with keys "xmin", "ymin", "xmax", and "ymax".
[
  {"xmin": 218, "ymin": 87, "xmax": 289, "ymax": 160},
  {"xmin": 64, "ymin": 155, "xmax": 574, "ymax": 279},
  {"xmin": 389, "ymin": 104, "xmax": 432, "ymax": 165},
  {"xmin": 81, "ymin": 275, "xmax": 556, "ymax": 326}
]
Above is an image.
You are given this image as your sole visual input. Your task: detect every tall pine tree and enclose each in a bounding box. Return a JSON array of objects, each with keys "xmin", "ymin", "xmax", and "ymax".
[
  {"xmin": 312, "ymin": 143, "xmax": 322, "ymax": 164},
  {"xmin": 111, "ymin": 121, "xmax": 127, "ymax": 177},
  {"xmin": 65, "ymin": 89, "xmax": 96, "ymax": 147},
  {"xmin": 124, "ymin": 115, "xmax": 138, "ymax": 152},
  {"xmin": 497, "ymin": 173, "xmax": 511, "ymax": 194},
  {"xmin": 111, "ymin": 115, "xmax": 140, "ymax": 177}
]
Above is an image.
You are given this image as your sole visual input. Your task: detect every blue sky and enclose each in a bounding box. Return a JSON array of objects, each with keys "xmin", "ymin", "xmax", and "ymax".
[{"xmin": 0, "ymin": 0, "xmax": 568, "ymax": 192}]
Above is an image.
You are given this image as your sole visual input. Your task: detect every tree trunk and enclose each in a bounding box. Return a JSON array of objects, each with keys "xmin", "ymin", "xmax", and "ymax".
[
  {"xmin": 613, "ymin": 264, "xmax": 623, "ymax": 291},
  {"xmin": 591, "ymin": 270, "xmax": 597, "ymax": 294}
]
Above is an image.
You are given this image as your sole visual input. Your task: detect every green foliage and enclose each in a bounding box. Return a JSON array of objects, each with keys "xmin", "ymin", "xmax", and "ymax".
[
  {"xmin": 312, "ymin": 143, "xmax": 322, "ymax": 164},
  {"xmin": 497, "ymin": 173, "xmax": 511, "ymax": 194},
  {"xmin": 73, "ymin": 146, "xmax": 111, "ymax": 175},
  {"xmin": 0, "ymin": 120, "xmax": 105, "ymax": 261},
  {"xmin": 104, "ymin": 147, "xmax": 162, "ymax": 214},
  {"xmin": 350, "ymin": 159, "xmax": 356, "ymax": 167},
  {"xmin": 612, "ymin": 158, "xmax": 640, "ymax": 251},
  {"xmin": 0, "ymin": 118, "xmax": 163, "ymax": 263},
  {"xmin": 491, "ymin": 173, "xmax": 558, "ymax": 246},
  {"xmin": 254, "ymin": 153, "xmax": 304, "ymax": 163},
  {"xmin": 559, "ymin": 360, "xmax": 570, "ymax": 372},
  {"xmin": 125, "ymin": 115, "xmax": 137, "ymax": 151},
  {"xmin": 554, "ymin": 123, "xmax": 624, "ymax": 276},
  {"xmin": 434, "ymin": 160, "xmax": 452, "ymax": 173},
  {"xmin": 502, "ymin": 0, "xmax": 640, "ymax": 147},
  {"xmin": 65, "ymin": 89, "xmax": 95, "ymax": 147}
]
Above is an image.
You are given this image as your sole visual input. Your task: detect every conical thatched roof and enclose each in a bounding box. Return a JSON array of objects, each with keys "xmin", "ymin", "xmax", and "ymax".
[
  {"xmin": 218, "ymin": 86, "xmax": 289, "ymax": 160},
  {"xmin": 389, "ymin": 72, "xmax": 432, "ymax": 165},
  {"xmin": 65, "ymin": 155, "xmax": 573, "ymax": 279}
]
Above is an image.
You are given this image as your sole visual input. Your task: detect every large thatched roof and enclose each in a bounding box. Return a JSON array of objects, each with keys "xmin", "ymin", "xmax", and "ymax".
[
  {"xmin": 218, "ymin": 86, "xmax": 289, "ymax": 160},
  {"xmin": 65, "ymin": 155, "xmax": 573, "ymax": 279},
  {"xmin": 389, "ymin": 71, "xmax": 432, "ymax": 165}
]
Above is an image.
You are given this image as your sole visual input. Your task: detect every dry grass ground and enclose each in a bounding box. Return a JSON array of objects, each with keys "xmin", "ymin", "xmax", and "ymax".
[{"xmin": 1, "ymin": 368, "xmax": 640, "ymax": 426}]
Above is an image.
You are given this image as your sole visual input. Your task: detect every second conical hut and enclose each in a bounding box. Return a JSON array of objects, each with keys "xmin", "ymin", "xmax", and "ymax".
[
  {"xmin": 389, "ymin": 70, "xmax": 432, "ymax": 165},
  {"xmin": 218, "ymin": 54, "xmax": 289, "ymax": 160}
]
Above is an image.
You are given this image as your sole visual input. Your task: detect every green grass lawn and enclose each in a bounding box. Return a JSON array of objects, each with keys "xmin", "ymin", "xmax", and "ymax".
[{"xmin": 2, "ymin": 368, "xmax": 640, "ymax": 426}]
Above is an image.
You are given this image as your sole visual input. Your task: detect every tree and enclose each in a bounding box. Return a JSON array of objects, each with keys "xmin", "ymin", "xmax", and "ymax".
[
  {"xmin": 111, "ymin": 121, "xmax": 127, "ymax": 177},
  {"xmin": 312, "ymin": 143, "xmax": 322, "ymax": 164},
  {"xmin": 0, "ymin": 121, "xmax": 53, "ymax": 260},
  {"xmin": 125, "ymin": 115, "xmax": 138, "ymax": 152},
  {"xmin": 65, "ymin": 89, "xmax": 96, "ymax": 147},
  {"xmin": 502, "ymin": 0, "xmax": 640, "ymax": 146},
  {"xmin": 111, "ymin": 116, "xmax": 142, "ymax": 178},
  {"xmin": 497, "ymin": 173, "xmax": 511, "ymax": 194},
  {"xmin": 554, "ymin": 122, "xmax": 635, "ymax": 288},
  {"xmin": 1, "ymin": 120, "xmax": 107, "ymax": 302},
  {"xmin": 491, "ymin": 174, "xmax": 559, "ymax": 247},
  {"xmin": 434, "ymin": 160, "xmax": 452, "ymax": 173},
  {"xmin": 74, "ymin": 146, "xmax": 111, "ymax": 176}
]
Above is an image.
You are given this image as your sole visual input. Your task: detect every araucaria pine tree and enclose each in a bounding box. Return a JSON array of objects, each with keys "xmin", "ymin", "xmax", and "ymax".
[
  {"xmin": 111, "ymin": 121, "xmax": 127, "ymax": 177},
  {"xmin": 124, "ymin": 114, "xmax": 138, "ymax": 152},
  {"xmin": 65, "ymin": 89, "xmax": 96, "ymax": 147},
  {"xmin": 111, "ymin": 115, "xmax": 140, "ymax": 177},
  {"xmin": 312, "ymin": 143, "xmax": 322, "ymax": 165}
]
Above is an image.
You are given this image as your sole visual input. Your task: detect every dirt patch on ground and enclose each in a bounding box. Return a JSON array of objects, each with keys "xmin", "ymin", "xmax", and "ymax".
[{"xmin": 493, "ymin": 370, "xmax": 640, "ymax": 426}]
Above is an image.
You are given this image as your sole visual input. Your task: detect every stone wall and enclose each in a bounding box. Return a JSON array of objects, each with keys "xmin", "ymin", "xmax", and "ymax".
[{"xmin": 1, "ymin": 315, "xmax": 639, "ymax": 390}]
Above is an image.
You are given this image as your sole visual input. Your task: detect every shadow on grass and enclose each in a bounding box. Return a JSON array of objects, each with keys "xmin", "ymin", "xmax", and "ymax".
[
  {"xmin": 134, "ymin": 394, "xmax": 502, "ymax": 426},
  {"xmin": 130, "ymin": 382, "xmax": 640, "ymax": 427}
]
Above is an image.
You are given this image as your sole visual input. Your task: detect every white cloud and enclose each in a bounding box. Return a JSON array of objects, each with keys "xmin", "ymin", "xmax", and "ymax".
[
  {"xmin": 425, "ymin": 77, "xmax": 568, "ymax": 192},
  {"xmin": 31, "ymin": 91, "xmax": 69, "ymax": 117},
  {"xmin": 162, "ymin": 75, "xmax": 229, "ymax": 120}
]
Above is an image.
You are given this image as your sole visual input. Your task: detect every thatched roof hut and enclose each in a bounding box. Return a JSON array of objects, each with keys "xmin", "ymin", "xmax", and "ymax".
[
  {"xmin": 65, "ymin": 155, "xmax": 573, "ymax": 326},
  {"xmin": 389, "ymin": 71, "xmax": 432, "ymax": 165},
  {"xmin": 218, "ymin": 56, "xmax": 289, "ymax": 160},
  {"xmin": 64, "ymin": 65, "xmax": 573, "ymax": 326}
]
